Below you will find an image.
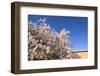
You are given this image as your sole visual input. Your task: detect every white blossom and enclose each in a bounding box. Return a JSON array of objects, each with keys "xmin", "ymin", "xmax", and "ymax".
[{"xmin": 28, "ymin": 18, "xmax": 80, "ymax": 60}]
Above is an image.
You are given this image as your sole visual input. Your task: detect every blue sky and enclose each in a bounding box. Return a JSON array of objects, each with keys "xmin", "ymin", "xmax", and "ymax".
[{"xmin": 28, "ymin": 15, "xmax": 88, "ymax": 51}]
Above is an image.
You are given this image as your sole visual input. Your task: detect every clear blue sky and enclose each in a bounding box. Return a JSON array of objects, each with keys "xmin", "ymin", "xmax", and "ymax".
[{"xmin": 28, "ymin": 15, "xmax": 88, "ymax": 51}]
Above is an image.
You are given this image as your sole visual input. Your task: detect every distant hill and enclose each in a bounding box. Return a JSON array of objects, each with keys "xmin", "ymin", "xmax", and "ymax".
[{"xmin": 73, "ymin": 50, "xmax": 88, "ymax": 58}]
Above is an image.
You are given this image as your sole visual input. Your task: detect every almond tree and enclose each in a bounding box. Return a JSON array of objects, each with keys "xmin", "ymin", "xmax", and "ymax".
[{"xmin": 28, "ymin": 18, "xmax": 80, "ymax": 60}]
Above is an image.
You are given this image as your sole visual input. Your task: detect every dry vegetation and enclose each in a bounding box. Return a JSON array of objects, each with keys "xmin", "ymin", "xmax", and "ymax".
[{"xmin": 28, "ymin": 18, "xmax": 80, "ymax": 60}]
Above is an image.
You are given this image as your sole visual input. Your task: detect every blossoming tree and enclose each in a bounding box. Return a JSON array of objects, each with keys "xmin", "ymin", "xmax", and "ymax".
[{"xmin": 28, "ymin": 18, "xmax": 80, "ymax": 60}]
